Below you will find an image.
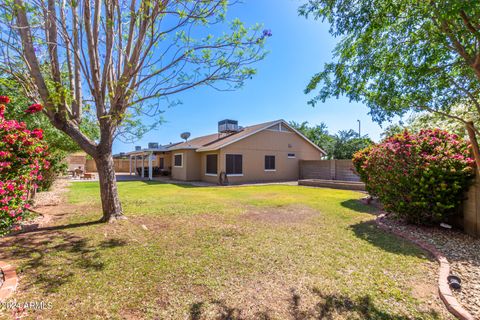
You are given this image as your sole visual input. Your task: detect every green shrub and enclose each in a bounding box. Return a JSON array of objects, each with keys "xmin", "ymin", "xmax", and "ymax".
[
  {"xmin": 37, "ymin": 152, "xmax": 67, "ymax": 191},
  {"xmin": 353, "ymin": 129, "xmax": 475, "ymax": 225},
  {"xmin": 0, "ymin": 96, "xmax": 49, "ymax": 235}
]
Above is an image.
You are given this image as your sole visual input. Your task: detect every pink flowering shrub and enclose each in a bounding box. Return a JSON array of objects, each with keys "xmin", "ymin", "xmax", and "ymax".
[
  {"xmin": 0, "ymin": 97, "xmax": 49, "ymax": 235},
  {"xmin": 353, "ymin": 129, "xmax": 475, "ymax": 225}
]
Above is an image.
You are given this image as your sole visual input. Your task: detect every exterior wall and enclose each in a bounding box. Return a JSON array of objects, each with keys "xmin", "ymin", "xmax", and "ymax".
[
  {"xmin": 299, "ymin": 160, "xmax": 361, "ymax": 182},
  {"xmin": 171, "ymin": 149, "xmax": 201, "ymax": 181},
  {"xmin": 155, "ymin": 152, "xmax": 172, "ymax": 171},
  {"xmin": 185, "ymin": 150, "xmax": 201, "ymax": 181},
  {"xmin": 211, "ymin": 129, "xmax": 323, "ymax": 184},
  {"xmin": 67, "ymin": 153, "xmax": 87, "ymax": 171}
]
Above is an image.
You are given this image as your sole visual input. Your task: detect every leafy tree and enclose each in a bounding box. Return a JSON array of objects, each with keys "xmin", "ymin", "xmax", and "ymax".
[
  {"xmin": 1, "ymin": 77, "xmax": 99, "ymax": 190},
  {"xmin": 0, "ymin": 77, "xmax": 98, "ymax": 153},
  {"xmin": 299, "ymin": 1, "xmax": 480, "ymax": 145},
  {"xmin": 408, "ymin": 104, "xmax": 480, "ymax": 137},
  {"xmin": 381, "ymin": 104, "xmax": 480, "ymax": 140},
  {"xmin": 290, "ymin": 121, "xmax": 371, "ymax": 159},
  {"xmin": 290, "ymin": 121, "xmax": 334, "ymax": 155},
  {"xmin": 0, "ymin": 1, "xmax": 270, "ymax": 221},
  {"xmin": 332, "ymin": 130, "xmax": 372, "ymax": 160},
  {"xmin": 380, "ymin": 123, "xmax": 405, "ymax": 140}
]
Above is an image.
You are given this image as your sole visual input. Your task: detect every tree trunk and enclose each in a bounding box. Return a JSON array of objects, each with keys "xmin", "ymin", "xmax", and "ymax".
[
  {"xmin": 466, "ymin": 121, "xmax": 480, "ymax": 175},
  {"xmin": 94, "ymin": 151, "xmax": 124, "ymax": 222}
]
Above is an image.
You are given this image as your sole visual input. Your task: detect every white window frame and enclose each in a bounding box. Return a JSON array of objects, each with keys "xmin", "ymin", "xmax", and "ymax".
[
  {"xmin": 205, "ymin": 153, "xmax": 218, "ymax": 176},
  {"xmin": 225, "ymin": 154, "xmax": 243, "ymax": 176},
  {"xmin": 287, "ymin": 153, "xmax": 296, "ymax": 159},
  {"xmin": 173, "ymin": 153, "xmax": 183, "ymax": 168}
]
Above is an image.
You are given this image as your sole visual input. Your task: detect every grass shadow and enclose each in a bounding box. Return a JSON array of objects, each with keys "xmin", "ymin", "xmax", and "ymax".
[
  {"xmin": 350, "ymin": 220, "xmax": 429, "ymax": 258},
  {"xmin": 116, "ymin": 179, "xmax": 207, "ymax": 188},
  {"xmin": 341, "ymin": 199, "xmax": 378, "ymax": 215},
  {"xmin": 188, "ymin": 288, "xmax": 441, "ymax": 320},
  {"xmin": 0, "ymin": 227, "xmax": 127, "ymax": 293}
]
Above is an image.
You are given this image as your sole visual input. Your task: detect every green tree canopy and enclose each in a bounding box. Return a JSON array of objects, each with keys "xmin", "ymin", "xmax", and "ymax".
[
  {"xmin": 0, "ymin": 77, "xmax": 98, "ymax": 153},
  {"xmin": 300, "ymin": 1, "xmax": 480, "ymax": 131},
  {"xmin": 381, "ymin": 104, "xmax": 480, "ymax": 139},
  {"xmin": 332, "ymin": 129, "xmax": 372, "ymax": 160},
  {"xmin": 290, "ymin": 121, "xmax": 335, "ymax": 154},
  {"xmin": 290, "ymin": 121, "xmax": 372, "ymax": 159}
]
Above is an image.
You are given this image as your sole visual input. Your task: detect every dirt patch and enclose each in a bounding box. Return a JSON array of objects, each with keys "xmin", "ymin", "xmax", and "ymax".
[
  {"xmin": 14, "ymin": 179, "xmax": 101, "ymax": 234},
  {"xmin": 240, "ymin": 204, "xmax": 319, "ymax": 224},
  {"xmin": 179, "ymin": 275, "xmax": 448, "ymax": 320},
  {"xmin": 408, "ymin": 264, "xmax": 450, "ymax": 317},
  {"xmin": 129, "ymin": 216, "xmax": 172, "ymax": 233}
]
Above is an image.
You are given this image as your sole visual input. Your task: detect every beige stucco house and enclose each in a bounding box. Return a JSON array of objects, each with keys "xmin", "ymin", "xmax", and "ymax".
[{"xmin": 127, "ymin": 119, "xmax": 326, "ymax": 184}]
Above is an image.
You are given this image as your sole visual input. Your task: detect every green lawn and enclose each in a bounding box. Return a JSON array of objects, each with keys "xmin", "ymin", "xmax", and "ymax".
[{"xmin": 0, "ymin": 182, "xmax": 449, "ymax": 319}]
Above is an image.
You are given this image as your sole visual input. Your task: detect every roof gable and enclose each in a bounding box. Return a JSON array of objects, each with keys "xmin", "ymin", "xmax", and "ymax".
[{"xmin": 195, "ymin": 120, "xmax": 327, "ymax": 155}]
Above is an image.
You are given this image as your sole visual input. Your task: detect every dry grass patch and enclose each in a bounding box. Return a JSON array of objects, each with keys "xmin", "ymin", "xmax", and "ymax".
[{"xmin": 240, "ymin": 204, "xmax": 319, "ymax": 224}]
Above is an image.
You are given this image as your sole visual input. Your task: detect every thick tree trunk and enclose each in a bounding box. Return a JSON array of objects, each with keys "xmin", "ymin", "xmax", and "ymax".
[
  {"xmin": 466, "ymin": 121, "xmax": 480, "ymax": 175},
  {"xmin": 94, "ymin": 152, "xmax": 124, "ymax": 222}
]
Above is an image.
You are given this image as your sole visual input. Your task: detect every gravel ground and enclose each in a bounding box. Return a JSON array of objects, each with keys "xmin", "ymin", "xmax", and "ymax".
[
  {"xmin": 381, "ymin": 215, "xmax": 480, "ymax": 318},
  {"xmin": 33, "ymin": 178, "xmax": 71, "ymax": 208}
]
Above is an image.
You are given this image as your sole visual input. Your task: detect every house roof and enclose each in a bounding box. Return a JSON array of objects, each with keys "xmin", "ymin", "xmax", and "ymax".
[
  {"xmin": 125, "ymin": 142, "xmax": 182, "ymax": 156},
  {"xmin": 168, "ymin": 120, "xmax": 327, "ymax": 155}
]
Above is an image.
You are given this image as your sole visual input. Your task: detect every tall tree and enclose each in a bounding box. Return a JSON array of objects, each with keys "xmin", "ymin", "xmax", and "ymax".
[
  {"xmin": 0, "ymin": 0, "xmax": 269, "ymax": 221},
  {"xmin": 299, "ymin": 1, "xmax": 480, "ymax": 143},
  {"xmin": 289, "ymin": 120, "xmax": 334, "ymax": 155},
  {"xmin": 331, "ymin": 129, "xmax": 372, "ymax": 160},
  {"xmin": 290, "ymin": 121, "xmax": 371, "ymax": 159}
]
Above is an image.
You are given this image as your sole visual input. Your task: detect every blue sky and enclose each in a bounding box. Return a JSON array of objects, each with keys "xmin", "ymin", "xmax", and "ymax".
[{"xmin": 113, "ymin": 0, "xmax": 388, "ymax": 154}]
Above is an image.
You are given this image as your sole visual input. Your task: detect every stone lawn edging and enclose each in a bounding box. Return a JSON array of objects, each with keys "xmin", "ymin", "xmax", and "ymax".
[
  {"xmin": 375, "ymin": 214, "xmax": 475, "ymax": 320},
  {"xmin": 0, "ymin": 261, "xmax": 18, "ymax": 302}
]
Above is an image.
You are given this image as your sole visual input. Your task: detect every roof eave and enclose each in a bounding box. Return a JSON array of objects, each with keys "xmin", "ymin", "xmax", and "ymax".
[{"xmin": 167, "ymin": 146, "xmax": 199, "ymax": 151}]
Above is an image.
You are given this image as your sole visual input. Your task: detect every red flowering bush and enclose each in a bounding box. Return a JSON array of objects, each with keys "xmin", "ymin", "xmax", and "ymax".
[
  {"xmin": 0, "ymin": 97, "xmax": 49, "ymax": 235},
  {"xmin": 25, "ymin": 103, "xmax": 43, "ymax": 114},
  {"xmin": 353, "ymin": 129, "xmax": 475, "ymax": 225}
]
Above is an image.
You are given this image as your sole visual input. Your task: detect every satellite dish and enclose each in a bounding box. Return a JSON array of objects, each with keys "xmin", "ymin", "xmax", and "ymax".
[{"xmin": 180, "ymin": 132, "xmax": 191, "ymax": 142}]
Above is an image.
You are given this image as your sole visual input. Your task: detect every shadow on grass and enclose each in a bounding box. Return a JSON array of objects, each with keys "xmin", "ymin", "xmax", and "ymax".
[
  {"xmin": 0, "ymin": 226, "xmax": 127, "ymax": 293},
  {"xmin": 116, "ymin": 179, "xmax": 207, "ymax": 188},
  {"xmin": 350, "ymin": 221, "xmax": 428, "ymax": 258},
  {"xmin": 18, "ymin": 219, "xmax": 103, "ymax": 234},
  {"xmin": 188, "ymin": 288, "xmax": 441, "ymax": 320},
  {"xmin": 340, "ymin": 199, "xmax": 378, "ymax": 214}
]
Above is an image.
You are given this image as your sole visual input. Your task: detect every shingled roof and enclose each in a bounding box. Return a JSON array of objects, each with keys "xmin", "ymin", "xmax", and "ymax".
[{"xmin": 168, "ymin": 120, "xmax": 327, "ymax": 155}]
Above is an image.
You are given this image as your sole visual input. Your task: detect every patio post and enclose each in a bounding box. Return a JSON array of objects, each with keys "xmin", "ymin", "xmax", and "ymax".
[
  {"xmin": 148, "ymin": 152, "xmax": 153, "ymax": 180},
  {"xmin": 141, "ymin": 155, "xmax": 145, "ymax": 178},
  {"xmin": 129, "ymin": 156, "xmax": 132, "ymax": 175},
  {"xmin": 134, "ymin": 156, "xmax": 137, "ymax": 176}
]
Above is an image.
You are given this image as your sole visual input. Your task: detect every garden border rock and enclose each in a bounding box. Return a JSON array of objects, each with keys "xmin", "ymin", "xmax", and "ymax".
[
  {"xmin": 0, "ymin": 261, "xmax": 18, "ymax": 302},
  {"xmin": 375, "ymin": 214, "xmax": 475, "ymax": 320}
]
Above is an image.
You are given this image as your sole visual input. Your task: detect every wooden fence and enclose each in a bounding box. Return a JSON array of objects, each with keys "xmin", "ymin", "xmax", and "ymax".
[
  {"xmin": 299, "ymin": 159, "xmax": 361, "ymax": 182},
  {"xmin": 85, "ymin": 159, "xmax": 132, "ymax": 173},
  {"xmin": 461, "ymin": 178, "xmax": 480, "ymax": 237}
]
